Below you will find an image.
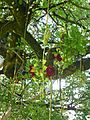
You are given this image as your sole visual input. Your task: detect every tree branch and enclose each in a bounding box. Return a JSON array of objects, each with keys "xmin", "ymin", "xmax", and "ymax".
[
  {"xmin": 0, "ymin": 20, "xmax": 43, "ymax": 59},
  {"xmin": 25, "ymin": 32, "xmax": 43, "ymax": 59},
  {"xmin": 53, "ymin": 12, "xmax": 86, "ymax": 29},
  {"xmin": 61, "ymin": 58, "xmax": 90, "ymax": 78},
  {"xmin": 49, "ymin": 13, "xmax": 64, "ymax": 27}
]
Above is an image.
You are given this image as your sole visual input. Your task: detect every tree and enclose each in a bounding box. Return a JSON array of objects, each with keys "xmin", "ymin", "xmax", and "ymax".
[{"xmin": 0, "ymin": 0, "xmax": 90, "ymax": 120}]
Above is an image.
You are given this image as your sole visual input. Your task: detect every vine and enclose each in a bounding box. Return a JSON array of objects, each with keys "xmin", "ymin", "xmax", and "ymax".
[{"xmin": 42, "ymin": 0, "xmax": 53, "ymax": 119}]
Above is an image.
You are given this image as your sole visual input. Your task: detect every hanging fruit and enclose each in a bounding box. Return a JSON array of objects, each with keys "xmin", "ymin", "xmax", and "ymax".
[
  {"xmin": 46, "ymin": 65, "xmax": 55, "ymax": 78},
  {"xmin": 43, "ymin": 29, "xmax": 51, "ymax": 45}
]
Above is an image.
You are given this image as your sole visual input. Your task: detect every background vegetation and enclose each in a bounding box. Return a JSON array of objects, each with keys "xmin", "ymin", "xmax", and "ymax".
[{"xmin": 0, "ymin": 0, "xmax": 90, "ymax": 120}]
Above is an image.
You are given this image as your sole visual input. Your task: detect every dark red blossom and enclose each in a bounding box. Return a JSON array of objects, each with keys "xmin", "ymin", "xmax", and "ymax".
[
  {"xmin": 29, "ymin": 65, "xmax": 35, "ymax": 77},
  {"xmin": 54, "ymin": 54, "xmax": 62, "ymax": 61},
  {"xmin": 46, "ymin": 65, "xmax": 55, "ymax": 77},
  {"xmin": 29, "ymin": 71, "xmax": 35, "ymax": 77}
]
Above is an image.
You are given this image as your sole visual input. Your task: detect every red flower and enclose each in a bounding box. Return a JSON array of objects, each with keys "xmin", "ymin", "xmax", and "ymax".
[
  {"xmin": 29, "ymin": 65, "xmax": 35, "ymax": 77},
  {"xmin": 46, "ymin": 65, "xmax": 55, "ymax": 77},
  {"xmin": 30, "ymin": 71, "xmax": 35, "ymax": 77},
  {"xmin": 54, "ymin": 54, "xmax": 62, "ymax": 61}
]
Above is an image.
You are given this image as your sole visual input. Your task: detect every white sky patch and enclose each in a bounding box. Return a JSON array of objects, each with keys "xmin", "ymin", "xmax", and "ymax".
[
  {"xmin": 67, "ymin": 110, "xmax": 76, "ymax": 120},
  {"xmin": 45, "ymin": 79, "xmax": 65, "ymax": 92},
  {"xmin": 52, "ymin": 79, "xmax": 65, "ymax": 90}
]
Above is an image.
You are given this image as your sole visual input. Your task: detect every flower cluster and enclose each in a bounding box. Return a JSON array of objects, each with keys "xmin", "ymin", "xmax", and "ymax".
[{"xmin": 28, "ymin": 54, "xmax": 62, "ymax": 78}]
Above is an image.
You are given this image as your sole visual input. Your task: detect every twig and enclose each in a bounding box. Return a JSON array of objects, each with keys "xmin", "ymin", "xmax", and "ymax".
[
  {"xmin": 0, "ymin": 107, "xmax": 11, "ymax": 120},
  {"xmin": 49, "ymin": 0, "xmax": 69, "ymax": 9},
  {"xmin": 71, "ymin": 1, "xmax": 90, "ymax": 10},
  {"xmin": 53, "ymin": 12, "xmax": 86, "ymax": 29}
]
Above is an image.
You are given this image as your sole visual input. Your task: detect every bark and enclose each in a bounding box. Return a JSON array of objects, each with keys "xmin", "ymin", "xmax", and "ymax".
[{"xmin": 61, "ymin": 58, "xmax": 90, "ymax": 78}]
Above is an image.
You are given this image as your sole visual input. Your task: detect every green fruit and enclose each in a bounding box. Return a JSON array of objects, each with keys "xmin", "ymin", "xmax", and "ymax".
[{"xmin": 43, "ymin": 29, "xmax": 51, "ymax": 45}]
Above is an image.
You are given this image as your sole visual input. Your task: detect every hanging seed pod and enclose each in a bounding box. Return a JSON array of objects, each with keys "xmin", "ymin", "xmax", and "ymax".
[{"xmin": 43, "ymin": 29, "xmax": 51, "ymax": 45}]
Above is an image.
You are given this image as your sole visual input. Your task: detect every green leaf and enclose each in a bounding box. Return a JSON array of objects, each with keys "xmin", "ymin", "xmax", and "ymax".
[{"xmin": 19, "ymin": 0, "xmax": 23, "ymax": 5}]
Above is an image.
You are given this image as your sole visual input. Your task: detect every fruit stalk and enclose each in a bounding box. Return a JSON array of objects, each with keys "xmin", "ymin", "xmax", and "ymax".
[{"xmin": 49, "ymin": 76, "xmax": 52, "ymax": 120}]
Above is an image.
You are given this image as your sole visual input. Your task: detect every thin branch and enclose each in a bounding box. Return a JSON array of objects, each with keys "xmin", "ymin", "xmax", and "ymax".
[
  {"xmin": 0, "ymin": 107, "xmax": 11, "ymax": 120},
  {"xmin": 49, "ymin": 0, "xmax": 69, "ymax": 9},
  {"xmin": 53, "ymin": 12, "xmax": 86, "ymax": 29},
  {"xmin": 35, "ymin": 0, "xmax": 69, "ymax": 11},
  {"xmin": 60, "ymin": 6, "xmax": 77, "ymax": 21},
  {"xmin": 49, "ymin": 13, "xmax": 64, "ymax": 27},
  {"xmin": 0, "ymin": 7, "xmax": 9, "ymax": 9},
  {"xmin": 36, "ymin": 14, "xmax": 47, "ymax": 22},
  {"xmin": 77, "ymin": 15, "xmax": 90, "ymax": 22},
  {"xmin": 71, "ymin": 1, "xmax": 90, "ymax": 10}
]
